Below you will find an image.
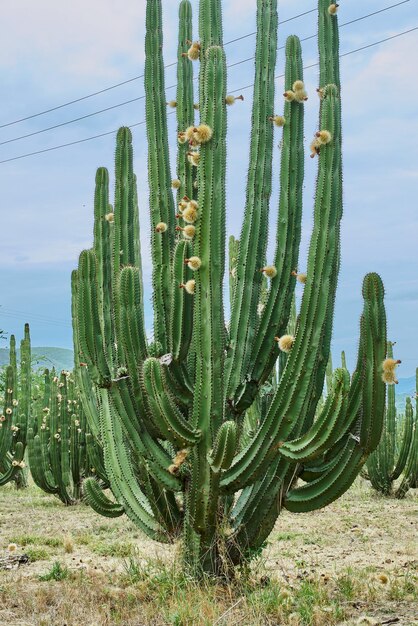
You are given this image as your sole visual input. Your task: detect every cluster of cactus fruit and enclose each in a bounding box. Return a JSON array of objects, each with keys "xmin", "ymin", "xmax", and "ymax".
[
  {"xmin": 365, "ymin": 345, "xmax": 418, "ymax": 498},
  {"xmin": 69, "ymin": 0, "xmax": 391, "ymax": 577},
  {"xmin": 0, "ymin": 325, "xmax": 31, "ymax": 487}
]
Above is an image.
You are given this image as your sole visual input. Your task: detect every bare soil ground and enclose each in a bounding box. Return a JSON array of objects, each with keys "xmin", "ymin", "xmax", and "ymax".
[{"xmin": 0, "ymin": 480, "xmax": 416, "ymax": 626}]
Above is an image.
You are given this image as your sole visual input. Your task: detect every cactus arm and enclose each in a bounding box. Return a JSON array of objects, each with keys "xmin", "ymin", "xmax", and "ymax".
[
  {"xmin": 99, "ymin": 388, "xmax": 170, "ymax": 541},
  {"xmin": 208, "ymin": 421, "xmax": 237, "ymax": 472},
  {"xmin": 83, "ymin": 477, "xmax": 125, "ymax": 517},
  {"xmin": 224, "ymin": 0, "xmax": 278, "ymax": 398},
  {"xmin": 142, "ymin": 358, "xmax": 200, "ymax": 447},
  {"xmin": 118, "ymin": 265, "xmax": 148, "ymax": 373},
  {"xmin": 279, "ymin": 367, "xmax": 350, "ymax": 462},
  {"xmin": 93, "ymin": 167, "xmax": 115, "ymax": 368},
  {"xmin": 319, "ymin": 0, "xmax": 340, "ymax": 90},
  {"xmin": 358, "ymin": 274, "xmax": 387, "ymax": 453},
  {"xmin": 284, "ymin": 437, "xmax": 362, "ymax": 512},
  {"xmin": 170, "ymin": 241, "xmax": 193, "ymax": 361},
  {"xmin": 221, "ymin": 83, "xmax": 343, "ymax": 492},
  {"xmin": 77, "ymin": 250, "xmax": 111, "ymax": 385},
  {"xmin": 392, "ymin": 397, "xmax": 413, "ymax": 481},
  {"xmin": 188, "ymin": 41, "xmax": 227, "ymax": 538},
  {"xmin": 176, "ymin": 0, "xmax": 195, "ymax": 201},
  {"xmin": 145, "ymin": 0, "xmax": 175, "ymax": 352},
  {"xmin": 233, "ymin": 35, "xmax": 304, "ymax": 413}
]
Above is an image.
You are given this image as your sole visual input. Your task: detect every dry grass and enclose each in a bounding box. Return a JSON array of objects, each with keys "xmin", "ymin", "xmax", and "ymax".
[{"xmin": 0, "ymin": 480, "xmax": 416, "ymax": 625}]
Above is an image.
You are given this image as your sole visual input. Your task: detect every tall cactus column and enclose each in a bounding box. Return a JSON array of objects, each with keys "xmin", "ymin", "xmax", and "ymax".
[{"xmin": 73, "ymin": 0, "xmax": 388, "ymax": 578}]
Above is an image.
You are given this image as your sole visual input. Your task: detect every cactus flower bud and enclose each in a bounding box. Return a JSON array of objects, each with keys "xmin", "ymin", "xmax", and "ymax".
[
  {"xmin": 328, "ymin": 4, "xmax": 339, "ymax": 16},
  {"xmin": 275, "ymin": 335, "xmax": 295, "ymax": 353},
  {"xmin": 180, "ymin": 279, "xmax": 196, "ymax": 295},
  {"xmin": 316, "ymin": 130, "xmax": 332, "ymax": 145},
  {"xmin": 283, "ymin": 90, "xmax": 295, "ymax": 102},
  {"xmin": 105, "ymin": 212, "xmax": 114, "ymax": 223},
  {"xmin": 185, "ymin": 257, "xmax": 202, "ymax": 271},
  {"xmin": 292, "ymin": 80, "xmax": 305, "ymax": 92},
  {"xmin": 225, "ymin": 94, "xmax": 244, "ymax": 105},
  {"xmin": 171, "ymin": 179, "xmax": 181, "ymax": 189},
  {"xmin": 261, "ymin": 265, "xmax": 277, "ymax": 279},
  {"xmin": 155, "ymin": 222, "xmax": 168, "ymax": 233},
  {"xmin": 269, "ymin": 115, "xmax": 286, "ymax": 127}
]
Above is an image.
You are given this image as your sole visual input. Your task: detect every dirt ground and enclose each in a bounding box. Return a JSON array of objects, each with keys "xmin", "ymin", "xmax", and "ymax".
[{"xmin": 0, "ymin": 480, "xmax": 416, "ymax": 626}]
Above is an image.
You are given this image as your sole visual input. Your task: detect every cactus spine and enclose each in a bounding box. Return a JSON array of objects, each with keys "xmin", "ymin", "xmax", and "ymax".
[{"xmin": 73, "ymin": 0, "xmax": 387, "ymax": 576}]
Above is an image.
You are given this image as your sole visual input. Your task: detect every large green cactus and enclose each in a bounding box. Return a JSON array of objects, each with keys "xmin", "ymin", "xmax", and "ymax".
[
  {"xmin": 73, "ymin": 0, "xmax": 388, "ymax": 576},
  {"xmin": 366, "ymin": 353, "xmax": 417, "ymax": 498},
  {"xmin": 0, "ymin": 325, "xmax": 31, "ymax": 487}
]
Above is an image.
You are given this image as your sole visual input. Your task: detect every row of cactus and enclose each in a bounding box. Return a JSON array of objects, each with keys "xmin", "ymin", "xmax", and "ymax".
[
  {"xmin": 27, "ymin": 369, "xmax": 102, "ymax": 504},
  {"xmin": 72, "ymin": 0, "xmax": 388, "ymax": 576},
  {"xmin": 0, "ymin": 325, "xmax": 31, "ymax": 487},
  {"xmin": 365, "ymin": 345, "xmax": 417, "ymax": 498}
]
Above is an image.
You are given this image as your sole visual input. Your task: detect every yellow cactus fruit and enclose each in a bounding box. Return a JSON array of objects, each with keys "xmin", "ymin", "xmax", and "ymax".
[
  {"xmin": 316, "ymin": 130, "xmax": 332, "ymax": 145},
  {"xmin": 171, "ymin": 179, "xmax": 181, "ymax": 189},
  {"xmin": 261, "ymin": 265, "xmax": 277, "ymax": 279},
  {"xmin": 187, "ymin": 199, "xmax": 199, "ymax": 210},
  {"xmin": 270, "ymin": 115, "xmax": 286, "ymax": 127},
  {"xmin": 178, "ymin": 132, "xmax": 187, "ymax": 144},
  {"xmin": 185, "ymin": 256, "xmax": 202, "ymax": 271},
  {"xmin": 276, "ymin": 334, "xmax": 295, "ymax": 353},
  {"xmin": 155, "ymin": 222, "xmax": 168, "ymax": 233},
  {"xmin": 187, "ymin": 151, "xmax": 200, "ymax": 167},
  {"xmin": 168, "ymin": 448, "xmax": 190, "ymax": 474},
  {"xmin": 187, "ymin": 42, "xmax": 201, "ymax": 61},
  {"xmin": 104, "ymin": 212, "xmax": 114, "ymax": 222},
  {"xmin": 292, "ymin": 271, "xmax": 307, "ymax": 284},
  {"xmin": 183, "ymin": 225, "xmax": 196, "ymax": 239},
  {"xmin": 328, "ymin": 4, "xmax": 339, "ymax": 15},
  {"xmin": 180, "ymin": 279, "xmax": 196, "ymax": 295},
  {"xmin": 292, "ymin": 80, "xmax": 305, "ymax": 92},
  {"xmin": 166, "ymin": 100, "xmax": 177, "ymax": 108},
  {"xmin": 195, "ymin": 124, "xmax": 213, "ymax": 144},
  {"xmin": 193, "ymin": 103, "xmax": 200, "ymax": 110},
  {"xmin": 317, "ymin": 87, "xmax": 324, "ymax": 99},
  {"xmin": 310, "ymin": 137, "xmax": 321, "ymax": 158},
  {"xmin": 185, "ymin": 126, "xmax": 196, "ymax": 142},
  {"xmin": 182, "ymin": 206, "xmax": 198, "ymax": 224},
  {"xmin": 284, "ymin": 90, "xmax": 295, "ymax": 102},
  {"xmin": 382, "ymin": 357, "xmax": 401, "ymax": 372},
  {"xmin": 294, "ymin": 89, "xmax": 308, "ymax": 102},
  {"xmin": 382, "ymin": 370, "xmax": 398, "ymax": 385},
  {"xmin": 225, "ymin": 94, "xmax": 244, "ymax": 105}
]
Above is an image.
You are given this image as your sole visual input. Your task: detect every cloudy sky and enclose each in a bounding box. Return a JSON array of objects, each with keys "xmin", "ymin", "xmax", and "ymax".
[{"xmin": 0, "ymin": 0, "xmax": 417, "ymax": 377}]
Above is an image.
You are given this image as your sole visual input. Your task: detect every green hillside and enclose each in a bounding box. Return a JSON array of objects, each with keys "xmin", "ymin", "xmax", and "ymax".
[{"xmin": 0, "ymin": 346, "xmax": 74, "ymax": 372}]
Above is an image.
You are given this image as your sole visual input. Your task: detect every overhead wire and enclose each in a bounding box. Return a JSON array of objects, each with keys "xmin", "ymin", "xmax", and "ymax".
[
  {"xmin": 0, "ymin": 0, "xmax": 410, "ymax": 133},
  {"xmin": 0, "ymin": 26, "xmax": 416, "ymax": 165}
]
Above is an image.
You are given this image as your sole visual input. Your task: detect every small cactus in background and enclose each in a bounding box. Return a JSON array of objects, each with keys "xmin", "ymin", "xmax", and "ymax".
[
  {"xmin": 366, "ymin": 347, "xmax": 418, "ymax": 498},
  {"xmin": 0, "ymin": 325, "xmax": 31, "ymax": 487},
  {"xmin": 72, "ymin": 0, "xmax": 388, "ymax": 577},
  {"xmin": 27, "ymin": 369, "xmax": 98, "ymax": 504}
]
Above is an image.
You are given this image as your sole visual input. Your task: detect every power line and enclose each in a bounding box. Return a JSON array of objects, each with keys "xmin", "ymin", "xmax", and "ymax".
[
  {"xmin": 0, "ymin": 306, "xmax": 72, "ymax": 327},
  {"xmin": 0, "ymin": 2, "xmax": 408, "ymax": 148},
  {"xmin": 0, "ymin": 26, "xmax": 416, "ymax": 166},
  {"xmin": 0, "ymin": 5, "xmax": 320, "ymax": 130},
  {"xmin": 0, "ymin": 0, "xmax": 409, "ymax": 131}
]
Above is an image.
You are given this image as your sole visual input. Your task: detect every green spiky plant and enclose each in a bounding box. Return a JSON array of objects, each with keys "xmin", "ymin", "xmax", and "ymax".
[
  {"xmin": 0, "ymin": 325, "xmax": 31, "ymax": 487},
  {"xmin": 27, "ymin": 369, "xmax": 97, "ymax": 504},
  {"xmin": 366, "ymin": 352, "xmax": 417, "ymax": 498},
  {"xmin": 73, "ymin": 0, "xmax": 388, "ymax": 576}
]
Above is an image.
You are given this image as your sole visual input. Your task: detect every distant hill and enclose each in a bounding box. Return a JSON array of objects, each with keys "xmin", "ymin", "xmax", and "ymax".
[{"xmin": 0, "ymin": 347, "xmax": 74, "ymax": 372}]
